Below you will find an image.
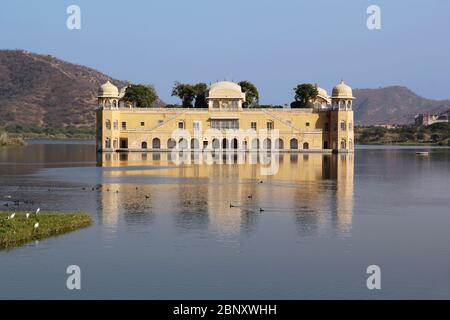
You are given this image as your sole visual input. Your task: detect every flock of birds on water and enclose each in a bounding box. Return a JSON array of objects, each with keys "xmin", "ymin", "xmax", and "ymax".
[
  {"xmin": 2, "ymin": 178, "xmax": 269, "ymax": 229},
  {"xmin": 80, "ymin": 180, "xmax": 267, "ymax": 212}
]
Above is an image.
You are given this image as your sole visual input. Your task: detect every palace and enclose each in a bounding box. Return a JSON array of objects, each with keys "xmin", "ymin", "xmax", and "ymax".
[{"xmin": 95, "ymin": 80, "xmax": 354, "ymax": 152}]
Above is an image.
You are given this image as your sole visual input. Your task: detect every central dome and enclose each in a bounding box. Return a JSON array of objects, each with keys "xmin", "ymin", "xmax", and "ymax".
[{"xmin": 207, "ymin": 81, "xmax": 246, "ymax": 101}]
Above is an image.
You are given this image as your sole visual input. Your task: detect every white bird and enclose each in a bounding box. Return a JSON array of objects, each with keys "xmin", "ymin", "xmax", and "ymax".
[
  {"xmin": 35, "ymin": 208, "xmax": 40, "ymax": 215},
  {"xmin": 26, "ymin": 213, "xmax": 30, "ymax": 219},
  {"xmin": 34, "ymin": 222, "xmax": 39, "ymax": 229},
  {"xmin": 9, "ymin": 213, "xmax": 15, "ymax": 219}
]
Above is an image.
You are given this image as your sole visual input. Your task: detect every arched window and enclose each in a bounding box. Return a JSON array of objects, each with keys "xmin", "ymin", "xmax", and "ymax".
[
  {"xmin": 303, "ymin": 142, "xmax": 309, "ymax": 150},
  {"xmin": 179, "ymin": 138, "xmax": 188, "ymax": 150},
  {"xmin": 212, "ymin": 138, "xmax": 220, "ymax": 149},
  {"xmin": 105, "ymin": 138, "xmax": 111, "ymax": 149},
  {"xmin": 167, "ymin": 138, "xmax": 176, "ymax": 149},
  {"xmin": 112, "ymin": 100, "xmax": 117, "ymax": 108},
  {"xmin": 191, "ymin": 138, "xmax": 200, "ymax": 150},
  {"xmin": 232, "ymin": 138, "xmax": 238, "ymax": 149},
  {"xmin": 113, "ymin": 120, "xmax": 118, "ymax": 130},
  {"xmin": 275, "ymin": 138, "xmax": 284, "ymax": 150},
  {"xmin": 263, "ymin": 138, "xmax": 272, "ymax": 150},
  {"xmin": 340, "ymin": 121, "xmax": 347, "ymax": 131},
  {"xmin": 141, "ymin": 142, "xmax": 147, "ymax": 149},
  {"xmin": 105, "ymin": 120, "xmax": 111, "ymax": 130},
  {"xmin": 222, "ymin": 138, "xmax": 229, "ymax": 149},
  {"xmin": 341, "ymin": 139, "xmax": 347, "ymax": 150},
  {"xmin": 290, "ymin": 138, "xmax": 298, "ymax": 150},
  {"xmin": 113, "ymin": 139, "xmax": 118, "ymax": 149},
  {"xmin": 152, "ymin": 138, "xmax": 161, "ymax": 149}
]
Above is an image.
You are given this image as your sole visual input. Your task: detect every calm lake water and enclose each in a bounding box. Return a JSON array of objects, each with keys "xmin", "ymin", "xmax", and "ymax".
[{"xmin": 1, "ymin": 141, "xmax": 450, "ymax": 299}]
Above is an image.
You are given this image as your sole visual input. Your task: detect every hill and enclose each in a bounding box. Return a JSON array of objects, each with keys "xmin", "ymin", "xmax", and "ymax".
[
  {"xmin": 353, "ymin": 86, "xmax": 450, "ymax": 125},
  {"xmin": 0, "ymin": 49, "xmax": 129, "ymax": 128}
]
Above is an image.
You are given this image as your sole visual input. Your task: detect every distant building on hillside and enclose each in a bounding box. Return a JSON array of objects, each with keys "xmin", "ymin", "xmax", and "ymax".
[{"xmin": 415, "ymin": 113, "xmax": 449, "ymax": 126}]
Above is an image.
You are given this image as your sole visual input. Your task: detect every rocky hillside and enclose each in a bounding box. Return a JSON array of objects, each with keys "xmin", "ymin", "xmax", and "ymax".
[
  {"xmin": 0, "ymin": 50, "xmax": 130, "ymax": 128},
  {"xmin": 353, "ymin": 86, "xmax": 450, "ymax": 125}
]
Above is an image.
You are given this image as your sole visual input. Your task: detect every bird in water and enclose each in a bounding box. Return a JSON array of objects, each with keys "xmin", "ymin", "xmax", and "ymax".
[
  {"xmin": 259, "ymin": 208, "xmax": 265, "ymax": 212},
  {"xmin": 248, "ymin": 195, "xmax": 253, "ymax": 199}
]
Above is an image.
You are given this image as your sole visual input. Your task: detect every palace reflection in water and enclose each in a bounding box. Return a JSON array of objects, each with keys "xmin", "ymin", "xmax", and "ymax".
[{"xmin": 96, "ymin": 152, "xmax": 354, "ymax": 238}]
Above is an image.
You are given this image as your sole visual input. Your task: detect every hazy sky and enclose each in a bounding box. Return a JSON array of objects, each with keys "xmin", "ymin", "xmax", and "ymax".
[{"xmin": 1, "ymin": 0, "xmax": 449, "ymax": 104}]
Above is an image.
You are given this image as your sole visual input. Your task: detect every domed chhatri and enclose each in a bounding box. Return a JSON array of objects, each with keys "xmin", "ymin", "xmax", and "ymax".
[
  {"xmin": 316, "ymin": 86, "xmax": 329, "ymax": 100},
  {"xmin": 95, "ymin": 79, "xmax": 354, "ymax": 153},
  {"xmin": 98, "ymin": 81, "xmax": 119, "ymax": 98},
  {"xmin": 331, "ymin": 80, "xmax": 354, "ymax": 99},
  {"xmin": 207, "ymin": 81, "xmax": 245, "ymax": 100},
  {"xmin": 206, "ymin": 81, "xmax": 246, "ymax": 110}
]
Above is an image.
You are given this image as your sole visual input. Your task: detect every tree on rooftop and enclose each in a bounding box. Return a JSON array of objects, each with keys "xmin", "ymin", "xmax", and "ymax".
[
  {"xmin": 171, "ymin": 82, "xmax": 195, "ymax": 108},
  {"xmin": 238, "ymin": 81, "xmax": 259, "ymax": 108},
  {"xmin": 193, "ymin": 83, "xmax": 208, "ymax": 108},
  {"xmin": 292, "ymin": 83, "xmax": 318, "ymax": 108},
  {"xmin": 123, "ymin": 84, "xmax": 158, "ymax": 108}
]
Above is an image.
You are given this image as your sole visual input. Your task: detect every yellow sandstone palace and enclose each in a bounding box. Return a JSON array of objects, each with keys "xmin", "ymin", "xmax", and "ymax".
[{"xmin": 96, "ymin": 80, "xmax": 354, "ymax": 153}]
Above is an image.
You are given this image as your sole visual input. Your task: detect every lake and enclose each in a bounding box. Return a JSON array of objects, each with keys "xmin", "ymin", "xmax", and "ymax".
[{"xmin": 1, "ymin": 141, "xmax": 450, "ymax": 299}]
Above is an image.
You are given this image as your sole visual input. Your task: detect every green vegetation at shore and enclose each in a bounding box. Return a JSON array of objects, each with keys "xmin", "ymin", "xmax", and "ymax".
[
  {"xmin": 2, "ymin": 125, "xmax": 95, "ymax": 139},
  {"xmin": 0, "ymin": 131, "xmax": 25, "ymax": 146},
  {"xmin": 0, "ymin": 212, "xmax": 92, "ymax": 250},
  {"xmin": 356, "ymin": 123, "xmax": 450, "ymax": 145}
]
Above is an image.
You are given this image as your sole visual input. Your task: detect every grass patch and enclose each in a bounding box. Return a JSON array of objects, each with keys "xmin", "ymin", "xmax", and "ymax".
[{"xmin": 0, "ymin": 212, "xmax": 92, "ymax": 250}]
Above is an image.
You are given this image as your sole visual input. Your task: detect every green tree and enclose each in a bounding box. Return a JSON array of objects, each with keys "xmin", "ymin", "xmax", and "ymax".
[
  {"xmin": 123, "ymin": 84, "xmax": 158, "ymax": 108},
  {"xmin": 193, "ymin": 83, "xmax": 208, "ymax": 108},
  {"xmin": 292, "ymin": 83, "xmax": 318, "ymax": 108},
  {"xmin": 171, "ymin": 82, "xmax": 195, "ymax": 108},
  {"xmin": 238, "ymin": 81, "xmax": 259, "ymax": 107}
]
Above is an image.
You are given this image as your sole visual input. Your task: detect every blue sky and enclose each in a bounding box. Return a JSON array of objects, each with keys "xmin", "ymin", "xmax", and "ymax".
[{"xmin": 1, "ymin": 0, "xmax": 449, "ymax": 104}]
